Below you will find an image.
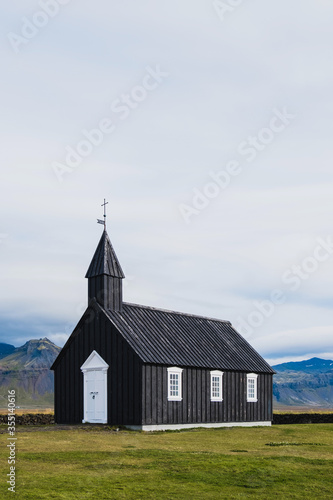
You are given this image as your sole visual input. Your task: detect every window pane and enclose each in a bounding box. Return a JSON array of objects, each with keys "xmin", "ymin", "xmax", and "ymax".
[
  {"xmin": 211, "ymin": 374, "xmax": 222, "ymax": 399},
  {"xmin": 212, "ymin": 376, "xmax": 220, "ymax": 398},
  {"xmin": 169, "ymin": 373, "xmax": 179, "ymax": 397},
  {"xmin": 248, "ymin": 378, "xmax": 256, "ymax": 399}
]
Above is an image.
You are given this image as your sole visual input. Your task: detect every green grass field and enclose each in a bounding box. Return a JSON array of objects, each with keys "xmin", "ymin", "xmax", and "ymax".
[{"xmin": 1, "ymin": 424, "xmax": 332, "ymax": 499}]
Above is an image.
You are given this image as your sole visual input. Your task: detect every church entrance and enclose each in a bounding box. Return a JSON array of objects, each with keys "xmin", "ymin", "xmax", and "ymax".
[{"xmin": 81, "ymin": 351, "xmax": 108, "ymax": 424}]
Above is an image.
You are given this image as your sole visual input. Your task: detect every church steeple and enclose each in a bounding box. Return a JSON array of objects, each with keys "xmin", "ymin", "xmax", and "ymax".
[{"xmin": 85, "ymin": 228, "xmax": 125, "ymax": 311}]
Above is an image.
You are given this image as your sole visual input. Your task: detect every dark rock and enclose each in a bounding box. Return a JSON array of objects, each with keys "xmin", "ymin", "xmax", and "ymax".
[{"xmin": 273, "ymin": 413, "xmax": 333, "ymax": 425}]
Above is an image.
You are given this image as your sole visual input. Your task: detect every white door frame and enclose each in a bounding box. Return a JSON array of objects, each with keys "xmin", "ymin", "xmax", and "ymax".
[{"xmin": 80, "ymin": 350, "xmax": 109, "ymax": 424}]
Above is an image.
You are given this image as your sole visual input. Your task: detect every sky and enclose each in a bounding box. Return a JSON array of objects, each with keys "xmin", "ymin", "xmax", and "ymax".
[{"xmin": 1, "ymin": 0, "xmax": 333, "ymax": 366}]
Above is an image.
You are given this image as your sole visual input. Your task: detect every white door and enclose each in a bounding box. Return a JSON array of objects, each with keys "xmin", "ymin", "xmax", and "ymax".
[
  {"xmin": 81, "ymin": 351, "xmax": 109, "ymax": 424},
  {"xmin": 85, "ymin": 370, "xmax": 106, "ymax": 422}
]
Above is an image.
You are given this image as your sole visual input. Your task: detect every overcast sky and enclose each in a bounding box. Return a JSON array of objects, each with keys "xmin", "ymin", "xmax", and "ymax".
[{"xmin": 1, "ymin": 1, "xmax": 332, "ymax": 365}]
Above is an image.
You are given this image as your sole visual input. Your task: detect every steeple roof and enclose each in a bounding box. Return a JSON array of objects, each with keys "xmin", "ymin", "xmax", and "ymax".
[{"xmin": 85, "ymin": 229, "xmax": 125, "ymax": 279}]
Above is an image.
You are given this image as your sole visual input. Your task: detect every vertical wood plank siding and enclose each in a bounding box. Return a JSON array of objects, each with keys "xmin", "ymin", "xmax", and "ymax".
[
  {"xmin": 88, "ymin": 276, "xmax": 123, "ymax": 311},
  {"xmin": 142, "ymin": 365, "xmax": 273, "ymax": 425},
  {"xmin": 53, "ymin": 307, "xmax": 142, "ymax": 424},
  {"xmin": 54, "ymin": 306, "xmax": 273, "ymax": 426}
]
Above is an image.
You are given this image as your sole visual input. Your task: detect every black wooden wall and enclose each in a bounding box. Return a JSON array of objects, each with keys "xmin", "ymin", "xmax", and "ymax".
[
  {"xmin": 53, "ymin": 306, "xmax": 272, "ymax": 426},
  {"xmin": 141, "ymin": 365, "xmax": 273, "ymax": 425},
  {"xmin": 53, "ymin": 305, "xmax": 142, "ymax": 425},
  {"xmin": 88, "ymin": 275, "xmax": 123, "ymax": 311}
]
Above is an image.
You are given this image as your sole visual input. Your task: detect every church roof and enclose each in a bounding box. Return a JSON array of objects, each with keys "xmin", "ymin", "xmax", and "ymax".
[
  {"xmin": 103, "ymin": 302, "xmax": 275, "ymax": 373},
  {"xmin": 52, "ymin": 227, "xmax": 274, "ymax": 374},
  {"xmin": 85, "ymin": 229, "xmax": 125, "ymax": 279}
]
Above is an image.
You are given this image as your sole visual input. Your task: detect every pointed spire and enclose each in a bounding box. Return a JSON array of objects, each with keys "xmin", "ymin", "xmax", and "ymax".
[
  {"xmin": 85, "ymin": 229, "xmax": 125, "ymax": 279},
  {"xmin": 85, "ymin": 229, "xmax": 125, "ymax": 311}
]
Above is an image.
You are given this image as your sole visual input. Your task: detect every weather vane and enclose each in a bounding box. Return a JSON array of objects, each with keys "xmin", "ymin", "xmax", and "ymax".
[{"xmin": 97, "ymin": 199, "xmax": 108, "ymax": 229}]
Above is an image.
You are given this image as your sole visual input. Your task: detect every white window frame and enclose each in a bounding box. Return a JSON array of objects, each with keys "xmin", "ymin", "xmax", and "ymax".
[
  {"xmin": 246, "ymin": 373, "xmax": 258, "ymax": 402},
  {"xmin": 210, "ymin": 370, "xmax": 223, "ymax": 402},
  {"xmin": 167, "ymin": 367, "xmax": 183, "ymax": 401}
]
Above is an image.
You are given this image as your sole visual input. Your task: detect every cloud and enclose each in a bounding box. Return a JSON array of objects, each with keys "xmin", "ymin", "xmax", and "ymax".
[
  {"xmin": 254, "ymin": 325, "xmax": 333, "ymax": 365},
  {"xmin": 1, "ymin": 1, "xmax": 332, "ymax": 363}
]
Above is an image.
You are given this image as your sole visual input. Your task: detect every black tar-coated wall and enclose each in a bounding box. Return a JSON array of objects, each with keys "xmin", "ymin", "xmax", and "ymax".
[
  {"xmin": 53, "ymin": 305, "xmax": 142, "ymax": 425},
  {"xmin": 142, "ymin": 365, "xmax": 272, "ymax": 425},
  {"xmin": 53, "ymin": 305, "xmax": 273, "ymax": 425}
]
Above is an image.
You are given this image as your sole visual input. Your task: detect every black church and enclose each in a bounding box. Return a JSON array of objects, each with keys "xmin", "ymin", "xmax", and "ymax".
[{"xmin": 51, "ymin": 227, "xmax": 274, "ymax": 430}]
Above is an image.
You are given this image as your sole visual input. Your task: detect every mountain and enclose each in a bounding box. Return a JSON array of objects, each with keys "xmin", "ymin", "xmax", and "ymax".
[
  {"xmin": 272, "ymin": 357, "xmax": 333, "ymax": 408},
  {"xmin": 0, "ymin": 338, "xmax": 60, "ymax": 370},
  {"xmin": 273, "ymin": 357, "xmax": 333, "ymax": 374},
  {"xmin": 0, "ymin": 343, "xmax": 15, "ymax": 360},
  {"xmin": 0, "ymin": 338, "xmax": 61, "ymax": 409}
]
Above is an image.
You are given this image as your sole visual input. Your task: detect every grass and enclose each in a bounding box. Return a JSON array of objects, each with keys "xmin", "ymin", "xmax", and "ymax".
[
  {"xmin": 274, "ymin": 408, "xmax": 333, "ymax": 414},
  {"xmin": 0, "ymin": 408, "xmax": 54, "ymax": 415},
  {"xmin": 0, "ymin": 424, "xmax": 332, "ymax": 499}
]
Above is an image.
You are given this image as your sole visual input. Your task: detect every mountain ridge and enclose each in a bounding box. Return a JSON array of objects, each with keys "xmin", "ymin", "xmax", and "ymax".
[
  {"xmin": 272, "ymin": 357, "xmax": 333, "ymax": 408},
  {"xmin": 272, "ymin": 357, "xmax": 333, "ymax": 374},
  {"xmin": 0, "ymin": 342, "xmax": 15, "ymax": 360},
  {"xmin": 0, "ymin": 338, "xmax": 60, "ymax": 370},
  {"xmin": 0, "ymin": 338, "xmax": 60, "ymax": 408}
]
